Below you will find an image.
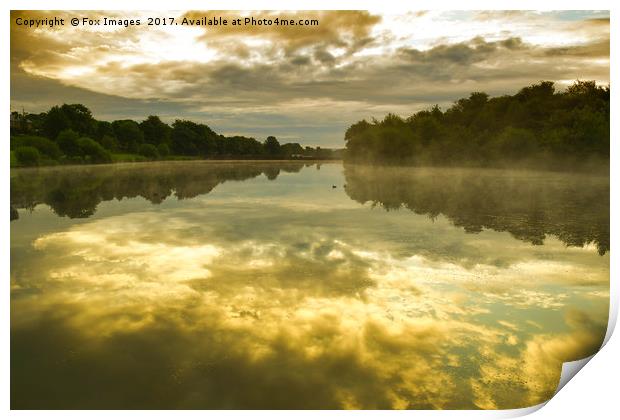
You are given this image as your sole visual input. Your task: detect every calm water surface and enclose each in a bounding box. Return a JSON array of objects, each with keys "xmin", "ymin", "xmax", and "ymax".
[{"xmin": 10, "ymin": 161, "xmax": 609, "ymax": 409}]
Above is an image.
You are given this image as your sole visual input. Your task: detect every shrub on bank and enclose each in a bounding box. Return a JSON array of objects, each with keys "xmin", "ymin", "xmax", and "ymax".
[
  {"xmin": 138, "ymin": 143, "xmax": 159, "ymax": 159},
  {"xmin": 157, "ymin": 143, "xmax": 170, "ymax": 157},
  {"xmin": 11, "ymin": 135, "xmax": 62, "ymax": 160},
  {"xmin": 14, "ymin": 146, "xmax": 41, "ymax": 166},
  {"xmin": 77, "ymin": 137, "xmax": 112, "ymax": 163}
]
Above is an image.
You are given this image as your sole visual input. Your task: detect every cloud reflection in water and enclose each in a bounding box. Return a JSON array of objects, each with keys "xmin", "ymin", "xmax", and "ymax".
[{"xmin": 10, "ymin": 162, "xmax": 608, "ymax": 409}]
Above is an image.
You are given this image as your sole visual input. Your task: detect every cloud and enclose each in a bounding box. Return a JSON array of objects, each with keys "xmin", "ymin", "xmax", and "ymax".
[
  {"xmin": 544, "ymin": 38, "xmax": 610, "ymax": 58},
  {"xmin": 182, "ymin": 10, "xmax": 381, "ymax": 54},
  {"xmin": 10, "ymin": 10, "xmax": 610, "ymax": 146},
  {"xmin": 11, "ymin": 164, "xmax": 609, "ymax": 408}
]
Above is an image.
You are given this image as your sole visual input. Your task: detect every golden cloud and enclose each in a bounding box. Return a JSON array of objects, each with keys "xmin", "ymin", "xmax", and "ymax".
[{"xmin": 11, "ymin": 200, "xmax": 609, "ymax": 408}]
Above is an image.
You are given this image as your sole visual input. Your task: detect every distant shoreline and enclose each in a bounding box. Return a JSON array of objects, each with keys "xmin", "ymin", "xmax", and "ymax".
[
  {"xmin": 10, "ymin": 158, "xmax": 343, "ymax": 171},
  {"xmin": 9, "ymin": 158, "xmax": 608, "ymax": 175}
]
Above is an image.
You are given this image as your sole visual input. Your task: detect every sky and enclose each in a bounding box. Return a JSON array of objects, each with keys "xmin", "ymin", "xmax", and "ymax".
[{"xmin": 10, "ymin": 10, "xmax": 610, "ymax": 147}]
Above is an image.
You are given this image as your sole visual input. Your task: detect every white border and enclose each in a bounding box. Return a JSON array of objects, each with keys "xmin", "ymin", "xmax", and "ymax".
[{"xmin": 2, "ymin": 1, "xmax": 617, "ymax": 418}]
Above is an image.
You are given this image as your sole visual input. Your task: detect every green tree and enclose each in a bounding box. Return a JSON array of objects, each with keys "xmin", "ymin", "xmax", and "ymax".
[
  {"xmin": 496, "ymin": 127, "xmax": 538, "ymax": 159},
  {"xmin": 43, "ymin": 106, "xmax": 71, "ymax": 139},
  {"xmin": 140, "ymin": 116, "xmax": 171, "ymax": 146},
  {"xmin": 171, "ymin": 121, "xmax": 200, "ymax": 155},
  {"xmin": 171, "ymin": 120, "xmax": 217, "ymax": 156},
  {"xmin": 264, "ymin": 136, "xmax": 281, "ymax": 156},
  {"xmin": 96, "ymin": 121, "xmax": 115, "ymax": 142},
  {"xmin": 56, "ymin": 129, "xmax": 81, "ymax": 157},
  {"xmin": 100, "ymin": 135, "xmax": 119, "ymax": 151},
  {"xmin": 60, "ymin": 104, "xmax": 96, "ymax": 135},
  {"xmin": 112, "ymin": 120, "xmax": 144, "ymax": 152},
  {"xmin": 281, "ymin": 142, "xmax": 304, "ymax": 157}
]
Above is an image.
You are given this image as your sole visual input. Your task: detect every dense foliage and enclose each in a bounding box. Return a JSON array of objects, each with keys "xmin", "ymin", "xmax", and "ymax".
[
  {"xmin": 10, "ymin": 104, "xmax": 340, "ymax": 167},
  {"xmin": 344, "ymin": 81, "xmax": 609, "ymax": 167}
]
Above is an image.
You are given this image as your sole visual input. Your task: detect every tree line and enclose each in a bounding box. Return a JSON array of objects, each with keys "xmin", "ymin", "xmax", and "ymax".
[
  {"xmin": 344, "ymin": 81, "xmax": 609, "ymax": 168},
  {"xmin": 10, "ymin": 104, "xmax": 341, "ymax": 166}
]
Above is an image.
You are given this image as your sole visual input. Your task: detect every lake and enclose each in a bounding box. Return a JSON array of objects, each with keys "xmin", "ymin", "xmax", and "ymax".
[{"xmin": 10, "ymin": 161, "xmax": 610, "ymax": 409}]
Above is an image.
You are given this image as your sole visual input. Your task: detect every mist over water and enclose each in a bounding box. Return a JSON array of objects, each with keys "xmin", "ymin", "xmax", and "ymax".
[{"xmin": 10, "ymin": 161, "xmax": 609, "ymax": 409}]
